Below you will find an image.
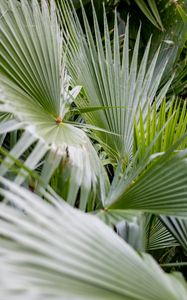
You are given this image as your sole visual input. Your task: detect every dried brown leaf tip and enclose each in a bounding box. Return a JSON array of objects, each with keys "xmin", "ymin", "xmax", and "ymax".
[{"xmin": 55, "ymin": 116, "xmax": 62, "ymax": 124}]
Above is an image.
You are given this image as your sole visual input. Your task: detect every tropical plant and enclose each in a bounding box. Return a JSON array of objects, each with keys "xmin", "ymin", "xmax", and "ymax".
[
  {"xmin": 0, "ymin": 0, "xmax": 187, "ymax": 299},
  {"xmin": 0, "ymin": 177, "xmax": 187, "ymax": 300}
]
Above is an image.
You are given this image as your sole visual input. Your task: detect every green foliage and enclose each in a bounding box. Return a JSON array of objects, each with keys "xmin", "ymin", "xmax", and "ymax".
[
  {"xmin": 0, "ymin": 0, "xmax": 187, "ymax": 298},
  {"xmin": 60, "ymin": 1, "xmax": 174, "ymax": 163},
  {"xmin": 134, "ymin": 99, "xmax": 187, "ymax": 160},
  {"xmin": 0, "ymin": 177, "xmax": 187, "ymax": 300},
  {"xmin": 0, "ymin": 0, "xmax": 108, "ymax": 208}
]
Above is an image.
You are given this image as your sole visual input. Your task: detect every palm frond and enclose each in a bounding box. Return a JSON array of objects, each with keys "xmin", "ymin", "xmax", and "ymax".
[
  {"xmin": 107, "ymin": 138, "xmax": 187, "ymax": 217},
  {"xmin": 0, "ymin": 0, "xmax": 108, "ymax": 208},
  {"xmin": 59, "ymin": 0, "xmax": 174, "ymax": 162},
  {"xmin": 160, "ymin": 216, "xmax": 187, "ymax": 253},
  {"xmin": 0, "ymin": 177, "xmax": 187, "ymax": 300},
  {"xmin": 146, "ymin": 215, "xmax": 179, "ymax": 251},
  {"xmin": 134, "ymin": 0, "xmax": 164, "ymax": 31},
  {"xmin": 134, "ymin": 99, "xmax": 187, "ymax": 160}
]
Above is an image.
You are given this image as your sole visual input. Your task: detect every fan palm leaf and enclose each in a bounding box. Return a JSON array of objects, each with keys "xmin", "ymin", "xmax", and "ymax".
[
  {"xmin": 107, "ymin": 141, "xmax": 187, "ymax": 217},
  {"xmin": 0, "ymin": 177, "xmax": 187, "ymax": 300},
  {"xmin": 0, "ymin": 0, "xmax": 108, "ymax": 208},
  {"xmin": 160, "ymin": 215, "xmax": 187, "ymax": 253},
  {"xmin": 58, "ymin": 0, "xmax": 174, "ymax": 163},
  {"xmin": 146, "ymin": 215, "xmax": 179, "ymax": 251}
]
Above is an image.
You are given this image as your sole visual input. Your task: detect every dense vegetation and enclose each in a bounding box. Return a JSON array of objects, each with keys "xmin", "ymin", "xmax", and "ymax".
[{"xmin": 0, "ymin": 0, "xmax": 187, "ymax": 299}]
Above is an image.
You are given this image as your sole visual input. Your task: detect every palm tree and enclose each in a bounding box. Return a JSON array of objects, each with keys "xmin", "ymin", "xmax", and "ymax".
[{"xmin": 0, "ymin": 0, "xmax": 187, "ymax": 299}]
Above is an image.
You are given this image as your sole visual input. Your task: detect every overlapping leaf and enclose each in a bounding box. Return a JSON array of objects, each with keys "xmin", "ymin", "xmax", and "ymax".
[
  {"xmin": 146, "ymin": 216, "xmax": 179, "ymax": 251},
  {"xmin": 134, "ymin": 99, "xmax": 187, "ymax": 160},
  {"xmin": 58, "ymin": 0, "xmax": 174, "ymax": 162},
  {"xmin": 108, "ymin": 143, "xmax": 187, "ymax": 217},
  {"xmin": 0, "ymin": 0, "xmax": 108, "ymax": 208},
  {"xmin": 134, "ymin": 0, "xmax": 164, "ymax": 30},
  {"xmin": 0, "ymin": 177, "xmax": 187, "ymax": 300},
  {"xmin": 160, "ymin": 216, "xmax": 187, "ymax": 253}
]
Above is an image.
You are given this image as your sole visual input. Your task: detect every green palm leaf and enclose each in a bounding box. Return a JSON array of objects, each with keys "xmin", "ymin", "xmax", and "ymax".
[
  {"xmin": 146, "ymin": 215, "xmax": 179, "ymax": 251},
  {"xmin": 0, "ymin": 0, "xmax": 108, "ymax": 208},
  {"xmin": 134, "ymin": 99, "xmax": 187, "ymax": 160},
  {"xmin": 160, "ymin": 216, "xmax": 187, "ymax": 253},
  {"xmin": 59, "ymin": 0, "xmax": 174, "ymax": 162},
  {"xmin": 108, "ymin": 140, "xmax": 187, "ymax": 217},
  {"xmin": 0, "ymin": 177, "xmax": 187, "ymax": 300},
  {"xmin": 134, "ymin": 0, "xmax": 164, "ymax": 30}
]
